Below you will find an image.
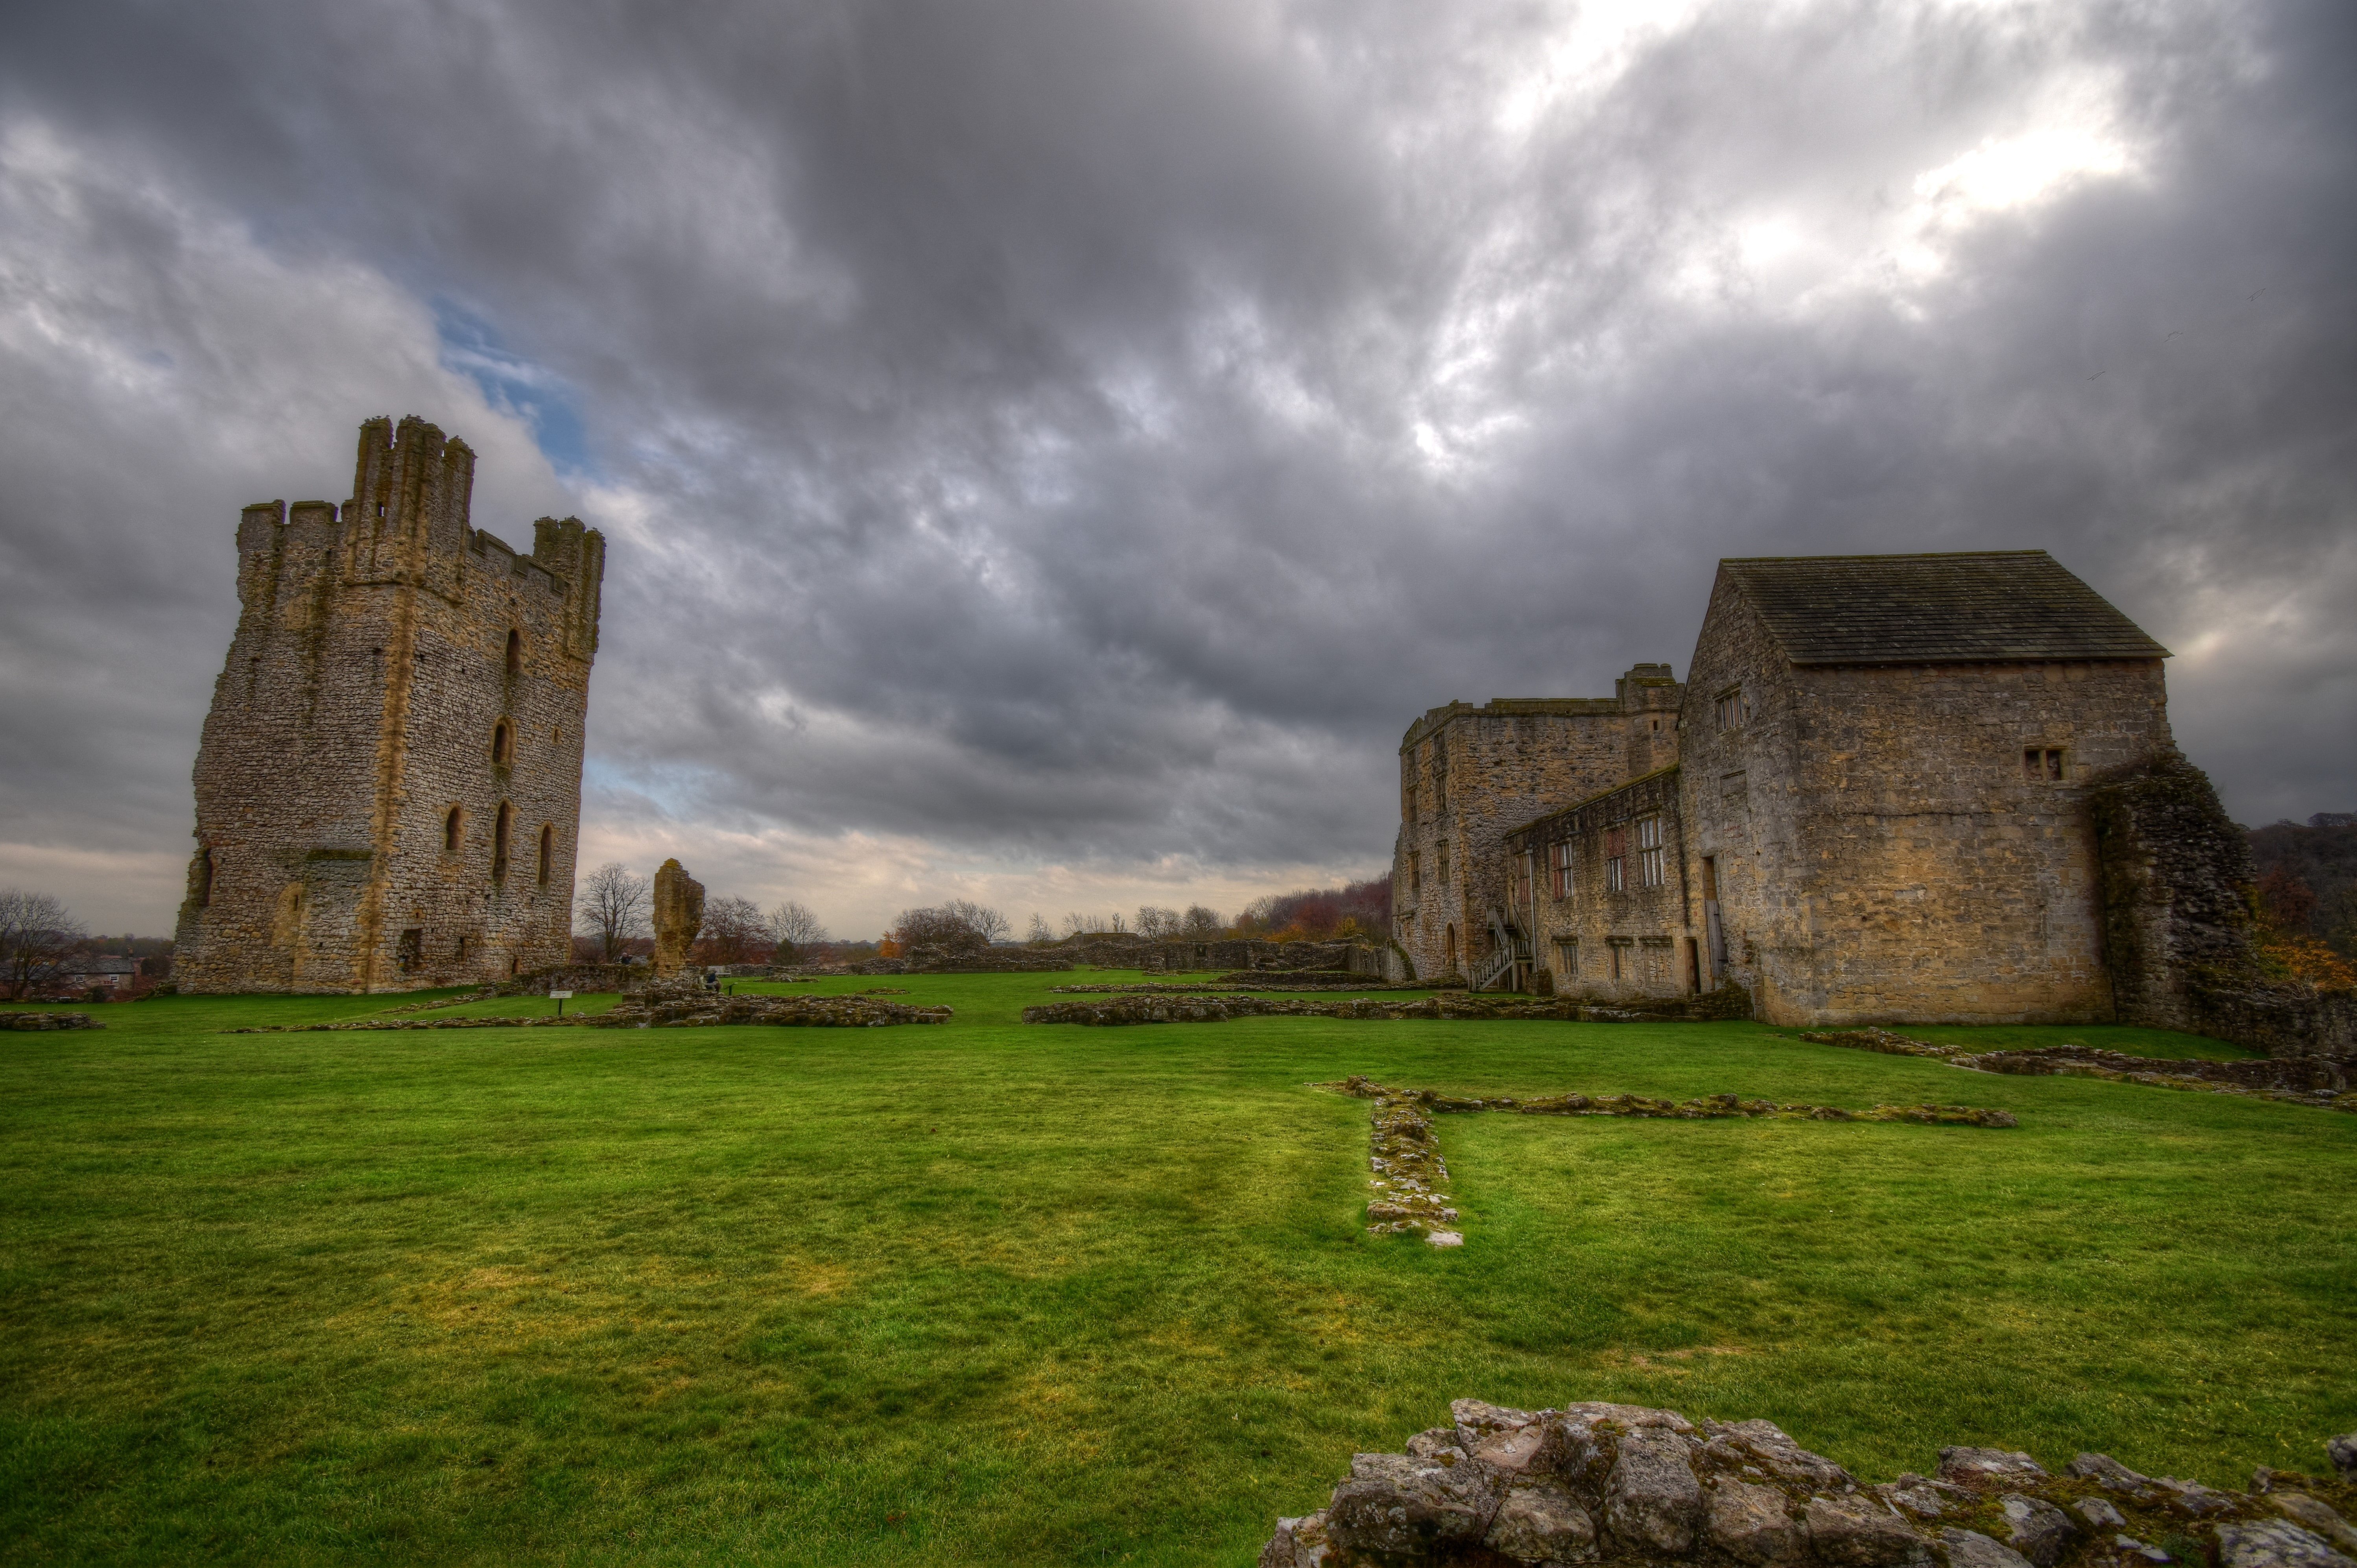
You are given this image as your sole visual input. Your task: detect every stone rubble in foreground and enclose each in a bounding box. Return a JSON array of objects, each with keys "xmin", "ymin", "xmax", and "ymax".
[{"xmin": 1261, "ymin": 1399, "xmax": 2357, "ymax": 1568}]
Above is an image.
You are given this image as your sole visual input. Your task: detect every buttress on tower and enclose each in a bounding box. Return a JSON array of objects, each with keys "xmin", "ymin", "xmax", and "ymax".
[{"xmin": 173, "ymin": 416, "xmax": 606, "ymax": 993}]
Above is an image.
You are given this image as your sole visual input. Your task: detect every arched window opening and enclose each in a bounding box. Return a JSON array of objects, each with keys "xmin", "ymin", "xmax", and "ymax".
[
  {"xmin": 492, "ymin": 719, "xmax": 513, "ymax": 766},
  {"xmin": 505, "ymin": 629, "xmax": 523, "ymax": 678},
  {"xmin": 193, "ymin": 848, "xmax": 215, "ymax": 908},
  {"xmin": 492, "ymin": 801, "xmax": 512, "ymax": 880},
  {"xmin": 444, "ymin": 806, "xmax": 464, "ymax": 854},
  {"xmin": 537, "ymin": 824, "xmax": 554, "ymax": 884}
]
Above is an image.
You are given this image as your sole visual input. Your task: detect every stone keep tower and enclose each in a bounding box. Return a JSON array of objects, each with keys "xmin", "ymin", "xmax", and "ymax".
[{"xmin": 173, "ymin": 416, "xmax": 606, "ymax": 993}]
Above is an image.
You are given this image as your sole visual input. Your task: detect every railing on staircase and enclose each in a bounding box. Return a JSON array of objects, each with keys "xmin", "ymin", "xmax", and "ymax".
[{"xmin": 1471, "ymin": 910, "xmax": 1533, "ymax": 991}]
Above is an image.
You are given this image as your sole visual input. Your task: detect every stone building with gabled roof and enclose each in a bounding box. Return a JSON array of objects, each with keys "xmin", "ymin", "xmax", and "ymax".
[
  {"xmin": 1392, "ymin": 669, "xmax": 1682, "ymax": 987},
  {"xmin": 1402, "ymin": 549, "xmax": 2192, "ymax": 1026}
]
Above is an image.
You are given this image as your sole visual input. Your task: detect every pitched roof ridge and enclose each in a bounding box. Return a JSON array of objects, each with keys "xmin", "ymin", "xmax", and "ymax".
[
  {"xmin": 1719, "ymin": 548, "xmax": 2049, "ymax": 564},
  {"xmin": 1717, "ymin": 550, "xmax": 2166, "ymax": 666}
]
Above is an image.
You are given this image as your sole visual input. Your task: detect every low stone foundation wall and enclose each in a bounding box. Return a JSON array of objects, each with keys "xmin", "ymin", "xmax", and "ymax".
[
  {"xmin": 1022, "ymin": 991, "xmax": 1750, "ymax": 1025},
  {"xmin": 1797, "ymin": 1029, "xmax": 2357, "ymax": 1115},
  {"xmin": 232, "ymin": 984, "xmax": 953, "ymax": 1032},
  {"xmin": 493, "ymin": 964, "xmax": 646, "ymax": 996},
  {"xmin": 2181, "ymin": 985, "xmax": 2357, "ymax": 1060},
  {"xmin": 584, "ymin": 991, "xmax": 952, "ymax": 1027},
  {"xmin": 1136, "ymin": 938, "xmax": 1396, "ymax": 976},
  {"xmin": 843, "ymin": 947, "xmax": 1075, "ymax": 975},
  {"xmin": 1261, "ymin": 1397, "xmax": 2357, "ymax": 1568},
  {"xmin": 1, "ymin": 1012, "xmax": 103, "ymax": 1031},
  {"xmin": 1333, "ymin": 1078, "xmax": 2016, "ymax": 1246}
]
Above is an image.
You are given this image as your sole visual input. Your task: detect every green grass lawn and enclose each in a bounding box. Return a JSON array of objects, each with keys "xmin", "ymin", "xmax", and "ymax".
[{"xmin": 3, "ymin": 974, "xmax": 2351, "ymax": 1566}]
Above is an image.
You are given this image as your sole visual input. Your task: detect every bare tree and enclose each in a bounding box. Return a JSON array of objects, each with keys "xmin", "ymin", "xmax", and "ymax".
[
  {"xmin": 1135, "ymin": 906, "xmax": 1180, "ymax": 938},
  {"xmin": 0, "ymin": 889, "xmax": 86, "ymax": 999},
  {"xmin": 764, "ymin": 899, "xmax": 827, "ymax": 959},
  {"xmin": 1025, "ymin": 912, "xmax": 1054, "ymax": 944},
  {"xmin": 941, "ymin": 899, "xmax": 1010, "ymax": 944},
  {"xmin": 894, "ymin": 906, "xmax": 987, "ymax": 951},
  {"xmin": 697, "ymin": 895, "xmax": 766, "ymax": 964},
  {"xmin": 575, "ymin": 863, "xmax": 650, "ymax": 962},
  {"xmin": 1181, "ymin": 905, "xmax": 1225, "ymax": 937}
]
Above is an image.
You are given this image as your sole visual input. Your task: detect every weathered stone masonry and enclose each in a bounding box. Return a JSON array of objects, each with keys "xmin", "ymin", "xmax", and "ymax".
[
  {"xmin": 1395, "ymin": 551, "xmax": 2345, "ymax": 1048},
  {"xmin": 1396, "ymin": 670, "xmax": 1683, "ymax": 988},
  {"xmin": 173, "ymin": 416, "xmax": 604, "ymax": 993}
]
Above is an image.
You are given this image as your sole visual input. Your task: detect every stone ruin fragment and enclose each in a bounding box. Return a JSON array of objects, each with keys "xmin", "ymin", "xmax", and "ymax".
[
  {"xmin": 1261, "ymin": 1399, "xmax": 2357, "ymax": 1568},
  {"xmin": 650, "ymin": 858, "xmax": 706, "ymax": 977}
]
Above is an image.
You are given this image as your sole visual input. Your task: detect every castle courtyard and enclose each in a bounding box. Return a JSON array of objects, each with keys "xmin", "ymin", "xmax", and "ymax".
[{"xmin": 5, "ymin": 972, "xmax": 2351, "ymax": 1563}]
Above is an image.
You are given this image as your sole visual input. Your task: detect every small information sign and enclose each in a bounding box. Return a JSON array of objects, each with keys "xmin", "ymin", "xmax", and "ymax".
[{"xmin": 550, "ymin": 989, "xmax": 574, "ymax": 1018}]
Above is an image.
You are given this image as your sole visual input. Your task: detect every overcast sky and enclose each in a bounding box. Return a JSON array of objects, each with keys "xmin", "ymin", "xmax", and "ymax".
[{"xmin": 2, "ymin": 0, "xmax": 2351, "ymax": 938}]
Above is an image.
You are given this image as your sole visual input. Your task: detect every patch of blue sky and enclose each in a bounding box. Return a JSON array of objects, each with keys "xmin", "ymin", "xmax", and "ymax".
[
  {"xmin": 582, "ymin": 757, "xmax": 705, "ymax": 819},
  {"xmin": 433, "ymin": 300, "xmax": 594, "ymax": 478}
]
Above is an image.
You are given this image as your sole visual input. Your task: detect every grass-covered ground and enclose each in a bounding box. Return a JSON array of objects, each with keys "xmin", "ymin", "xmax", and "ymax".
[{"xmin": 3, "ymin": 973, "xmax": 2352, "ymax": 1566}]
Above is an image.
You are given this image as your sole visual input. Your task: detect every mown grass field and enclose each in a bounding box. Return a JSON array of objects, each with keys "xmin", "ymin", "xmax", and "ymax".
[{"xmin": 3, "ymin": 973, "xmax": 2353, "ymax": 1565}]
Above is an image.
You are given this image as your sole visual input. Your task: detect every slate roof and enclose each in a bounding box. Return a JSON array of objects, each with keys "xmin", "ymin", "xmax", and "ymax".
[{"xmin": 1719, "ymin": 551, "xmax": 2168, "ymax": 666}]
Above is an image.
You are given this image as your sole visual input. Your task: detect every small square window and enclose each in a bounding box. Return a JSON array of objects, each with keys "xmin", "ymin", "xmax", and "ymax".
[
  {"xmin": 1716, "ymin": 689, "xmax": 1747, "ymax": 731},
  {"xmin": 2023, "ymin": 747, "xmax": 2067, "ymax": 782}
]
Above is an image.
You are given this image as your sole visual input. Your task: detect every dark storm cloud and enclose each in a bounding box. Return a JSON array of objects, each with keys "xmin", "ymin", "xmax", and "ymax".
[{"xmin": 2, "ymin": 0, "xmax": 2351, "ymax": 929}]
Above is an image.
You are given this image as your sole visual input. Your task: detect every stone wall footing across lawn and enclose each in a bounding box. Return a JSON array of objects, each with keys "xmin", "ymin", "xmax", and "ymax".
[
  {"xmin": 1024, "ymin": 990, "xmax": 1747, "ymax": 1025},
  {"xmin": 1795, "ymin": 1029, "xmax": 2357, "ymax": 1114}
]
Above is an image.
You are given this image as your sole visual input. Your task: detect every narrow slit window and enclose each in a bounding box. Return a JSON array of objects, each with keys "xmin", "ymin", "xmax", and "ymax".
[
  {"xmin": 492, "ymin": 802, "xmax": 512, "ymax": 880},
  {"xmin": 444, "ymin": 807, "xmax": 464, "ymax": 853},
  {"xmin": 492, "ymin": 720, "xmax": 513, "ymax": 765},
  {"xmin": 505, "ymin": 629, "xmax": 523, "ymax": 678},
  {"xmin": 537, "ymin": 824, "xmax": 553, "ymax": 884},
  {"xmin": 193, "ymin": 848, "xmax": 215, "ymax": 908}
]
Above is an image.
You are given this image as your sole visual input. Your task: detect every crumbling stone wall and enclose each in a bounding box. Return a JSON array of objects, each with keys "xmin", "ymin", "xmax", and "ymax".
[
  {"xmin": 650, "ymin": 859, "xmax": 705, "ymax": 977},
  {"xmin": 173, "ymin": 416, "xmax": 603, "ymax": 993},
  {"xmin": 1261, "ymin": 1397, "xmax": 2357, "ymax": 1568},
  {"xmin": 2090, "ymin": 753, "xmax": 2357, "ymax": 1056}
]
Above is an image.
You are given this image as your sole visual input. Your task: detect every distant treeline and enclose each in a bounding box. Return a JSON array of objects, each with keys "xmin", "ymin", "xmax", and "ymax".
[{"xmin": 2247, "ymin": 815, "xmax": 2356, "ymax": 987}]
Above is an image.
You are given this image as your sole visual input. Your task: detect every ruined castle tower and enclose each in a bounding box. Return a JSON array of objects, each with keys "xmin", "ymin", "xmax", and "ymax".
[{"xmin": 172, "ymin": 416, "xmax": 606, "ymax": 993}]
